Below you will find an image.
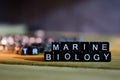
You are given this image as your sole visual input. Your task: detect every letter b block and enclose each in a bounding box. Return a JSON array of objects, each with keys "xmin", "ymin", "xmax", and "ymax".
[{"xmin": 44, "ymin": 52, "xmax": 53, "ymax": 61}]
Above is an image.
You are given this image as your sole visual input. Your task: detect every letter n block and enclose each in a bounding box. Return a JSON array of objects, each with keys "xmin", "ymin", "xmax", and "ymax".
[{"xmin": 90, "ymin": 42, "xmax": 100, "ymax": 51}]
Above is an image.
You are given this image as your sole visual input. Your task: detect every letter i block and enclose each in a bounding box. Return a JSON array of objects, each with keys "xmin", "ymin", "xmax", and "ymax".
[
  {"xmin": 44, "ymin": 52, "xmax": 53, "ymax": 61},
  {"xmin": 80, "ymin": 42, "xmax": 89, "ymax": 51},
  {"xmin": 53, "ymin": 51, "xmax": 62, "ymax": 61}
]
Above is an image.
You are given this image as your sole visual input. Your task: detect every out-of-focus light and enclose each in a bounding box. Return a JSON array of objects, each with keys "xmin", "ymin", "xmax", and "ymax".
[
  {"xmin": 29, "ymin": 37, "xmax": 36, "ymax": 44},
  {"xmin": 36, "ymin": 37, "xmax": 43, "ymax": 43},
  {"xmin": 1, "ymin": 37, "xmax": 7, "ymax": 45},
  {"xmin": 48, "ymin": 38, "xmax": 54, "ymax": 43},
  {"xmin": 7, "ymin": 36, "xmax": 14, "ymax": 45},
  {"xmin": 34, "ymin": 30, "xmax": 45, "ymax": 38}
]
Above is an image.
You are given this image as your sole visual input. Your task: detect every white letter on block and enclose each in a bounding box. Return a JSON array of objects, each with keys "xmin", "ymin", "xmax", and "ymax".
[
  {"xmin": 64, "ymin": 53, "xmax": 71, "ymax": 60},
  {"xmin": 46, "ymin": 54, "xmax": 51, "ymax": 60},
  {"xmin": 102, "ymin": 44, "xmax": 107, "ymax": 50},
  {"xmin": 63, "ymin": 44, "xmax": 69, "ymax": 50},
  {"xmin": 93, "ymin": 44, "xmax": 98, "ymax": 50},
  {"xmin": 23, "ymin": 48, "xmax": 27, "ymax": 55},
  {"xmin": 84, "ymin": 54, "xmax": 90, "ymax": 61},
  {"xmin": 57, "ymin": 54, "xmax": 59, "ymax": 60},
  {"xmin": 53, "ymin": 44, "xmax": 59, "ymax": 50},
  {"xmin": 104, "ymin": 54, "xmax": 109, "ymax": 60},
  {"xmin": 75, "ymin": 54, "xmax": 79, "ymax": 60},
  {"xmin": 73, "ymin": 44, "xmax": 78, "ymax": 50},
  {"xmin": 32, "ymin": 48, "xmax": 38, "ymax": 55},
  {"xmin": 93, "ymin": 54, "xmax": 100, "ymax": 61}
]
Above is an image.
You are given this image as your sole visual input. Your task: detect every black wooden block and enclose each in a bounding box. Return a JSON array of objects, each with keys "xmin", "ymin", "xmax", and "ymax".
[
  {"xmin": 44, "ymin": 52, "xmax": 53, "ymax": 61},
  {"xmin": 72, "ymin": 52, "xmax": 82, "ymax": 61},
  {"xmin": 80, "ymin": 42, "xmax": 89, "ymax": 51},
  {"xmin": 22, "ymin": 47, "xmax": 29, "ymax": 55},
  {"xmin": 53, "ymin": 51, "xmax": 62, "ymax": 61},
  {"xmin": 81, "ymin": 51, "xmax": 92, "ymax": 62},
  {"xmin": 52, "ymin": 42, "xmax": 60, "ymax": 51},
  {"xmin": 99, "ymin": 42, "xmax": 109, "ymax": 52},
  {"xmin": 22, "ymin": 46, "xmax": 32, "ymax": 55},
  {"xmin": 101, "ymin": 51, "xmax": 111, "ymax": 62},
  {"xmin": 91, "ymin": 51, "xmax": 102, "ymax": 62},
  {"xmin": 31, "ymin": 47, "xmax": 39, "ymax": 55},
  {"xmin": 71, "ymin": 42, "xmax": 79, "ymax": 52},
  {"xmin": 61, "ymin": 42, "xmax": 71, "ymax": 51},
  {"xmin": 62, "ymin": 52, "xmax": 73, "ymax": 61},
  {"xmin": 90, "ymin": 42, "xmax": 100, "ymax": 51}
]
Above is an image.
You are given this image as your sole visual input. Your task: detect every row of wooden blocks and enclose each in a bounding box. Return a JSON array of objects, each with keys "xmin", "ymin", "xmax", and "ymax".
[{"xmin": 44, "ymin": 51, "xmax": 111, "ymax": 62}]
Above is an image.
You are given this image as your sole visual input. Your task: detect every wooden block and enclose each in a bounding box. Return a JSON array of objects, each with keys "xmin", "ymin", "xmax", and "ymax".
[{"xmin": 44, "ymin": 52, "xmax": 53, "ymax": 61}]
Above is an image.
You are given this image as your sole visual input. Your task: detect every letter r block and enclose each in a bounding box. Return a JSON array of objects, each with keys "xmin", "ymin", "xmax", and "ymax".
[{"xmin": 32, "ymin": 47, "xmax": 39, "ymax": 55}]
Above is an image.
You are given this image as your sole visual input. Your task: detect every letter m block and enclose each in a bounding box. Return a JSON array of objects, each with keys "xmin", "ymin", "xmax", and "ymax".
[{"xmin": 52, "ymin": 42, "xmax": 60, "ymax": 51}]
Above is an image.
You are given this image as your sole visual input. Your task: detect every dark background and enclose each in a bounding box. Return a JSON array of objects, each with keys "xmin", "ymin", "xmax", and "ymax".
[{"xmin": 0, "ymin": 0, "xmax": 120, "ymax": 35}]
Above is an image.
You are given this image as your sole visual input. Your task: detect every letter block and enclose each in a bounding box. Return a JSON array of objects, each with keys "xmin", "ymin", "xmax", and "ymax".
[
  {"xmin": 90, "ymin": 42, "xmax": 100, "ymax": 51},
  {"xmin": 100, "ymin": 42, "xmax": 109, "ymax": 52},
  {"xmin": 52, "ymin": 42, "xmax": 60, "ymax": 51},
  {"xmin": 22, "ymin": 46, "xmax": 31, "ymax": 55},
  {"xmin": 62, "ymin": 52, "xmax": 73, "ymax": 61},
  {"xmin": 81, "ymin": 51, "xmax": 92, "ymax": 62},
  {"xmin": 91, "ymin": 51, "xmax": 102, "ymax": 62},
  {"xmin": 44, "ymin": 52, "xmax": 53, "ymax": 61},
  {"xmin": 53, "ymin": 51, "xmax": 62, "ymax": 61},
  {"xmin": 80, "ymin": 42, "xmax": 89, "ymax": 51},
  {"xmin": 32, "ymin": 47, "xmax": 39, "ymax": 55},
  {"xmin": 101, "ymin": 52, "xmax": 111, "ymax": 62},
  {"xmin": 72, "ymin": 52, "xmax": 81, "ymax": 61}
]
